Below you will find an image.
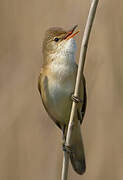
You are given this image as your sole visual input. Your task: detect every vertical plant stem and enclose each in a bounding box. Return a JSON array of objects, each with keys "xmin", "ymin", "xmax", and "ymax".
[
  {"xmin": 61, "ymin": 151, "xmax": 69, "ymax": 180},
  {"xmin": 61, "ymin": 0, "xmax": 99, "ymax": 180}
]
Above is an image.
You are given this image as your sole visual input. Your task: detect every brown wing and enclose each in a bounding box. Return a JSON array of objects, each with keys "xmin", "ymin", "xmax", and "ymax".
[
  {"xmin": 77, "ymin": 74, "xmax": 87, "ymax": 124},
  {"xmin": 81, "ymin": 75, "xmax": 87, "ymax": 123},
  {"xmin": 38, "ymin": 71, "xmax": 62, "ymax": 130},
  {"xmin": 38, "ymin": 73, "xmax": 41, "ymax": 95}
]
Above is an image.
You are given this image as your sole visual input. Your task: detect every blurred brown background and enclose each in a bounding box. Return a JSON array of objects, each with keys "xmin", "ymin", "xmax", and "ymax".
[{"xmin": 0, "ymin": 0, "xmax": 123, "ymax": 179}]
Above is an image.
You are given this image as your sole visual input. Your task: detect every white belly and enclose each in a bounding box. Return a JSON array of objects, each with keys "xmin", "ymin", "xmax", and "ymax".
[
  {"xmin": 47, "ymin": 78, "xmax": 75, "ymax": 122},
  {"xmin": 41, "ymin": 54, "xmax": 77, "ymax": 125}
]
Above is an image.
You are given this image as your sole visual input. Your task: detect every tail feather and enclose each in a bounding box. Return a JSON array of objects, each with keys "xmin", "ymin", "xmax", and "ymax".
[{"xmin": 69, "ymin": 119, "xmax": 86, "ymax": 175}]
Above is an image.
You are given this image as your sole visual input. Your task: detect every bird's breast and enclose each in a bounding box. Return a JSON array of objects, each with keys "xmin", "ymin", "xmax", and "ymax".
[
  {"xmin": 41, "ymin": 62, "xmax": 77, "ymax": 125},
  {"xmin": 48, "ymin": 77, "xmax": 74, "ymax": 101},
  {"xmin": 48, "ymin": 61, "xmax": 77, "ymax": 106},
  {"xmin": 46, "ymin": 75, "xmax": 75, "ymax": 123}
]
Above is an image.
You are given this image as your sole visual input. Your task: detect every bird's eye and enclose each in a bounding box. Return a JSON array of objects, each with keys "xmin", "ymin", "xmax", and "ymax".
[{"xmin": 54, "ymin": 37, "xmax": 60, "ymax": 42}]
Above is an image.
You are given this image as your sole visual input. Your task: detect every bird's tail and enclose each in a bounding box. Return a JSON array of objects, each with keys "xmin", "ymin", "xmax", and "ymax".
[{"xmin": 69, "ymin": 119, "xmax": 86, "ymax": 175}]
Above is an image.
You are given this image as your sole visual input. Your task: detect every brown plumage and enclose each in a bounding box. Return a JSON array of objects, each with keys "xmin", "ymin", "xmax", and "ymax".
[{"xmin": 38, "ymin": 25, "xmax": 87, "ymax": 174}]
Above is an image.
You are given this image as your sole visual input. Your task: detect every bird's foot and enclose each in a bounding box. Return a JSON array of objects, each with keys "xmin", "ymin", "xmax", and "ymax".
[
  {"xmin": 62, "ymin": 143, "xmax": 73, "ymax": 154},
  {"xmin": 71, "ymin": 94, "xmax": 83, "ymax": 104}
]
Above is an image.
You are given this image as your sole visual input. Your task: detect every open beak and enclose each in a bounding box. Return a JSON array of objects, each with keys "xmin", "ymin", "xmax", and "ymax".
[{"xmin": 63, "ymin": 25, "xmax": 80, "ymax": 40}]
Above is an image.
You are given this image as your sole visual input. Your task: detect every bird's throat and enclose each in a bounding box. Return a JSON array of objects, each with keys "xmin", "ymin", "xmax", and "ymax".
[{"xmin": 49, "ymin": 52, "xmax": 76, "ymax": 81}]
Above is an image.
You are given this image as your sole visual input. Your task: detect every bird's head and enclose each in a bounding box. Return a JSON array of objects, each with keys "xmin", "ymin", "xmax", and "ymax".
[{"xmin": 42, "ymin": 25, "xmax": 79, "ymax": 63}]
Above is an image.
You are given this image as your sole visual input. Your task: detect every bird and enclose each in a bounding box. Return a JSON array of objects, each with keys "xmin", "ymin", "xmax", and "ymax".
[{"xmin": 38, "ymin": 25, "xmax": 87, "ymax": 175}]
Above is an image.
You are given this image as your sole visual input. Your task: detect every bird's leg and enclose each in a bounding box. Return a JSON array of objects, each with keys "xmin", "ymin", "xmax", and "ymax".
[
  {"xmin": 77, "ymin": 109, "xmax": 83, "ymax": 124},
  {"xmin": 62, "ymin": 125, "xmax": 73, "ymax": 154}
]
